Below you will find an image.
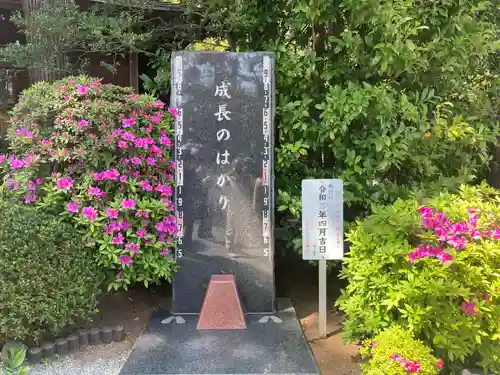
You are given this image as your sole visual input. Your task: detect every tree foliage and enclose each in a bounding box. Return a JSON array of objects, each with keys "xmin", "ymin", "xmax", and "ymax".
[
  {"xmin": 0, "ymin": 0, "xmax": 193, "ymax": 76},
  {"xmin": 184, "ymin": 0, "xmax": 500, "ymax": 250}
]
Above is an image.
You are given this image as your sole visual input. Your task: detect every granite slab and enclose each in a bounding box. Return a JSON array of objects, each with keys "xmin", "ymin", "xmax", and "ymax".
[
  {"xmin": 171, "ymin": 52, "xmax": 276, "ymax": 314},
  {"xmin": 118, "ymin": 298, "xmax": 319, "ymax": 375}
]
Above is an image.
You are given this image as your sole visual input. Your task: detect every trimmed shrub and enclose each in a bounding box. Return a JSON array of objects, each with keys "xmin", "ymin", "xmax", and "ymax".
[
  {"xmin": 1, "ymin": 75, "xmax": 178, "ymax": 290},
  {"xmin": 0, "ymin": 199, "xmax": 100, "ymax": 344},
  {"xmin": 337, "ymin": 182, "xmax": 500, "ymax": 373},
  {"xmin": 360, "ymin": 326, "xmax": 442, "ymax": 375}
]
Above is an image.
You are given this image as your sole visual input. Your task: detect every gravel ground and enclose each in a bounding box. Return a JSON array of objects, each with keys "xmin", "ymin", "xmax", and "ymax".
[{"xmin": 26, "ymin": 340, "xmax": 133, "ymax": 375}]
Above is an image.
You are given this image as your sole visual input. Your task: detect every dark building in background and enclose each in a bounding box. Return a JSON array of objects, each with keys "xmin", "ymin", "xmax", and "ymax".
[{"xmin": 0, "ymin": 0, "xmax": 188, "ymax": 107}]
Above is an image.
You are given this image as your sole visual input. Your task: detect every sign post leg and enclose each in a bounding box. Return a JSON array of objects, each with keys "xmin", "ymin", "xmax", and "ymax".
[{"xmin": 318, "ymin": 259, "xmax": 327, "ymax": 338}]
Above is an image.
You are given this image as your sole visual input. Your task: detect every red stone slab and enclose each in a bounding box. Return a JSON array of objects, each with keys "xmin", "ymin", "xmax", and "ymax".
[{"xmin": 196, "ymin": 274, "xmax": 246, "ymax": 330}]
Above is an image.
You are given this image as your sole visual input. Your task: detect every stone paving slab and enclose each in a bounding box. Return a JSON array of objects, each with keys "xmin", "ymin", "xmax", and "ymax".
[{"xmin": 118, "ymin": 298, "xmax": 320, "ymax": 375}]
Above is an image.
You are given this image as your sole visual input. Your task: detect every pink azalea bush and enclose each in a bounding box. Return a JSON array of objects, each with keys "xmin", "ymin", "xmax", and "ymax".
[
  {"xmin": 360, "ymin": 326, "xmax": 441, "ymax": 375},
  {"xmin": 1, "ymin": 76, "xmax": 178, "ymax": 290},
  {"xmin": 338, "ymin": 183, "xmax": 500, "ymax": 373}
]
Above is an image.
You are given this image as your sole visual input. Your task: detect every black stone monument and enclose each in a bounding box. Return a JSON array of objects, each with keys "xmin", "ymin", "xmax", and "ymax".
[
  {"xmin": 118, "ymin": 52, "xmax": 319, "ymax": 375},
  {"xmin": 171, "ymin": 51, "xmax": 275, "ymax": 314}
]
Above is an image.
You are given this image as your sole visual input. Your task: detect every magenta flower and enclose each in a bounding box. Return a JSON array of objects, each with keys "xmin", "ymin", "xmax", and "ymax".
[
  {"xmin": 76, "ymin": 85, "xmax": 88, "ymax": 95},
  {"xmin": 130, "ymin": 157, "xmax": 142, "ymax": 165},
  {"xmin": 147, "ymin": 157, "xmax": 156, "ymax": 166},
  {"xmin": 118, "ymin": 140, "xmax": 129, "ymax": 149},
  {"xmin": 103, "ymin": 168, "xmax": 120, "ymax": 180},
  {"xmin": 447, "ymin": 235, "xmax": 466, "ymax": 250},
  {"xmin": 122, "ymin": 118, "xmax": 136, "ymax": 127},
  {"xmin": 151, "ymin": 115, "xmax": 161, "ymax": 124},
  {"xmin": 82, "ymin": 206, "xmax": 98, "ymax": 222},
  {"xmin": 88, "ymin": 186, "xmax": 103, "ymax": 196},
  {"xmin": 168, "ymin": 107, "xmax": 179, "ymax": 117},
  {"xmin": 408, "ymin": 245, "xmax": 453, "ymax": 265},
  {"xmin": 139, "ymin": 179, "xmax": 153, "ymax": 192},
  {"xmin": 490, "ymin": 228, "xmax": 500, "ymax": 240},
  {"xmin": 56, "ymin": 177, "xmax": 73, "ymax": 190},
  {"xmin": 0, "ymin": 155, "xmax": 5, "ymax": 163},
  {"xmin": 112, "ymin": 233, "xmax": 125, "ymax": 245},
  {"xmin": 135, "ymin": 210, "xmax": 149, "ymax": 218},
  {"xmin": 121, "ymin": 199, "xmax": 136, "ymax": 210},
  {"xmin": 9, "ymin": 158, "xmax": 24, "ymax": 169},
  {"xmin": 77, "ymin": 119, "xmax": 89, "ymax": 129},
  {"xmin": 470, "ymin": 229, "xmax": 482, "ymax": 240},
  {"xmin": 106, "ymin": 208, "xmax": 120, "ymax": 219},
  {"xmin": 118, "ymin": 219, "xmax": 131, "ymax": 231},
  {"xmin": 159, "ymin": 136, "xmax": 172, "ymax": 147},
  {"xmin": 125, "ymin": 243, "xmax": 140, "ymax": 254},
  {"xmin": 161, "ymin": 249, "xmax": 169, "ymax": 256},
  {"xmin": 156, "ymin": 184, "xmax": 173, "ymax": 197},
  {"xmin": 24, "ymin": 193, "xmax": 37, "ymax": 204},
  {"xmin": 120, "ymin": 175, "xmax": 128, "ymax": 183},
  {"xmin": 119, "ymin": 254, "xmax": 133, "ymax": 266},
  {"xmin": 461, "ymin": 300, "xmax": 478, "ymax": 316},
  {"xmin": 121, "ymin": 132, "xmax": 136, "ymax": 141},
  {"xmin": 136, "ymin": 228, "xmax": 147, "ymax": 238},
  {"xmin": 66, "ymin": 201, "xmax": 80, "ymax": 213}
]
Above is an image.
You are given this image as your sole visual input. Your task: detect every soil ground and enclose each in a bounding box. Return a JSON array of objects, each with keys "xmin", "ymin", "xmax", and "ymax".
[{"xmin": 82, "ymin": 250, "xmax": 362, "ymax": 375}]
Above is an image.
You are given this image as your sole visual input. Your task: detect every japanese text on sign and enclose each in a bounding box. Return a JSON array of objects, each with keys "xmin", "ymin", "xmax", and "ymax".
[{"xmin": 301, "ymin": 179, "xmax": 343, "ymax": 260}]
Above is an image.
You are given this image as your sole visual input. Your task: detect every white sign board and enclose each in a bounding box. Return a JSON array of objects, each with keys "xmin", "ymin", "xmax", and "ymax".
[{"xmin": 301, "ymin": 179, "xmax": 343, "ymax": 260}]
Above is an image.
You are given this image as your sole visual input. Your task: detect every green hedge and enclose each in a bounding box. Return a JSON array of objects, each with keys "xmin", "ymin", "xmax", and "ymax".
[{"xmin": 0, "ymin": 199, "xmax": 101, "ymax": 344}]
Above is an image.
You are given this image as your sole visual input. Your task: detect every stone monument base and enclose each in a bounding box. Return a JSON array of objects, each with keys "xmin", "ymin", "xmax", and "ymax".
[{"xmin": 118, "ymin": 298, "xmax": 320, "ymax": 375}]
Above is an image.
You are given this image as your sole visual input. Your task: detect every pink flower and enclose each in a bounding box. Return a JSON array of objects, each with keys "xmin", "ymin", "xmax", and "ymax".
[
  {"xmin": 159, "ymin": 136, "xmax": 172, "ymax": 147},
  {"xmin": 88, "ymin": 186, "xmax": 102, "ymax": 196},
  {"xmin": 135, "ymin": 210, "xmax": 149, "ymax": 218},
  {"xmin": 125, "ymin": 243, "xmax": 140, "ymax": 254},
  {"xmin": 112, "ymin": 233, "xmax": 125, "ymax": 245},
  {"xmin": 437, "ymin": 359, "xmax": 444, "ymax": 369},
  {"xmin": 490, "ymin": 228, "xmax": 500, "ymax": 240},
  {"xmin": 82, "ymin": 206, "xmax": 98, "ymax": 222},
  {"xmin": 147, "ymin": 157, "xmax": 156, "ymax": 166},
  {"xmin": 24, "ymin": 193, "xmax": 37, "ymax": 204},
  {"xmin": 66, "ymin": 201, "xmax": 80, "ymax": 213},
  {"xmin": 121, "ymin": 199, "xmax": 136, "ymax": 210},
  {"xmin": 106, "ymin": 208, "xmax": 120, "ymax": 219},
  {"xmin": 119, "ymin": 254, "xmax": 133, "ymax": 266},
  {"xmin": 122, "ymin": 132, "xmax": 136, "ymax": 141},
  {"xmin": 470, "ymin": 229, "xmax": 482, "ymax": 240},
  {"xmin": 76, "ymin": 85, "xmax": 88, "ymax": 95},
  {"xmin": 156, "ymin": 184, "xmax": 173, "ymax": 196},
  {"xmin": 122, "ymin": 118, "xmax": 136, "ymax": 127},
  {"xmin": 161, "ymin": 249, "xmax": 169, "ymax": 256},
  {"xmin": 118, "ymin": 140, "xmax": 129, "ymax": 149},
  {"xmin": 151, "ymin": 115, "xmax": 161, "ymax": 124},
  {"xmin": 9, "ymin": 158, "xmax": 24, "ymax": 169},
  {"xmin": 120, "ymin": 175, "xmax": 128, "ymax": 183},
  {"xmin": 130, "ymin": 157, "xmax": 142, "ymax": 165},
  {"xmin": 103, "ymin": 168, "xmax": 120, "ymax": 180},
  {"xmin": 390, "ymin": 354, "xmax": 402, "ymax": 362},
  {"xmin": 408, "ymin": 245, "xmax": 453, "ymax": 265},
  {"xmin": 447, "ymin": 235, "xmax": 466, "ymax": 250},
  {"xmin": 0, "ymin": 155, "xmax": 4, "ymax": 163},
  {"xmin": 118, "ymin": 219, "xmax": 131, "ymax": 231},
  {"xmin": 168, "ymin": 107, "xmax": 178, "ymax": 117},
  {"xmin": 139, "ymin": 179, "xmax": 153, "ymax": 192},
  {"xmin": 77, "ymin": 119, "xmax": 89, "ymax": 129},
  {"xmin": 461, "ymin": 300, "xmax": 478, "ymax": 316},
  {"xmin": 136, "ymin": 228, "xmax": 147, "ymax": 238},
  {"xmin": 371, "ymin": 341, "xmax": 376, "ymax": 348},
  {"xmin": 56, "ymin": 177, "xmax": 73, "ymax": 190}
]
